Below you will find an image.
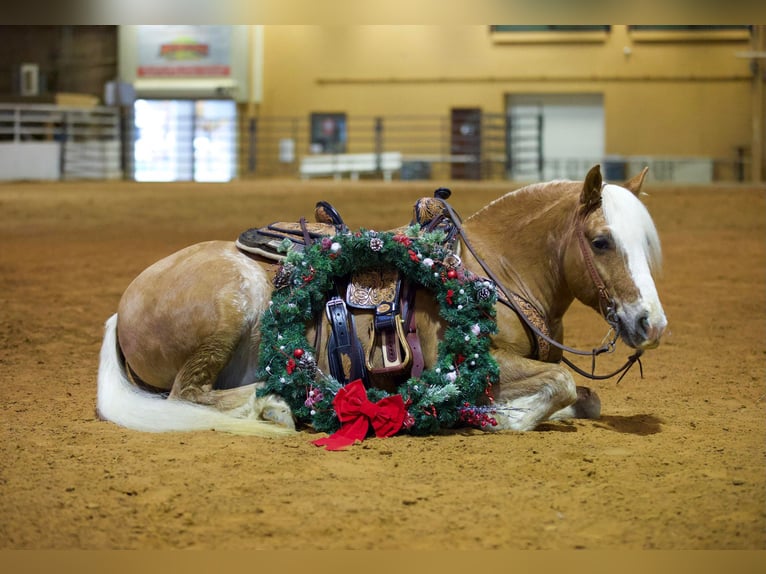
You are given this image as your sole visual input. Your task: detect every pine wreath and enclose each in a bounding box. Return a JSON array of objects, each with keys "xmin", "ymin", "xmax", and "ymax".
[{"xmin": 256, "ymin": 225, "xmax": 500, "ymax": 435}]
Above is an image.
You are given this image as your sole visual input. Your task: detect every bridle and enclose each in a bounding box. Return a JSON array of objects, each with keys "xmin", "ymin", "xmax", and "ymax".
[{"xmin": 435, "ymin": 195, "xmax": 644, "ymax": 383}]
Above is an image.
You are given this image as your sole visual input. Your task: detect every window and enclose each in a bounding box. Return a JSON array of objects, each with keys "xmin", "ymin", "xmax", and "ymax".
[
  {"xmin": 628, "ymin": 25, "xmax": 750, "ymax": 32},
  {"xmin": 628, "ymin": 25, "xmax": 751, "ymax": 42},
  {"xmin": 491, "ymin": 26, "xmax": 610, "ymax": 33},
  {"xmin": 490, "ymin": 25, "xmax": 610, "ymax": 44}
]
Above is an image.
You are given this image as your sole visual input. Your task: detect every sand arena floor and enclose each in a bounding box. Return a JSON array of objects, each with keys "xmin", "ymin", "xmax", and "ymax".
[{"xmin": 0, "ymin": 178, "xmax": 764, "ymax": 550}]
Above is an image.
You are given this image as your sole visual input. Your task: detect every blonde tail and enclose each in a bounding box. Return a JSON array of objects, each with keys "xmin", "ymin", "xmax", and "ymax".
[{"xmin": 96, "ymin": 314, "xmax": 294, "ymax": 437}]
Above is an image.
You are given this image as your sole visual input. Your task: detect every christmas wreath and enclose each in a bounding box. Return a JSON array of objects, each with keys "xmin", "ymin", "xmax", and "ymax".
[{"xmin": 256, "ymin": 225, "xmax": 500, "ymax": 436}]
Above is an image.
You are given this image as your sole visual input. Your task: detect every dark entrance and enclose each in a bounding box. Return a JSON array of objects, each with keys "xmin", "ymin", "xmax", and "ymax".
[{"xmin": 450, "ymin": 107, "xmax": 482, "ymax": 180}]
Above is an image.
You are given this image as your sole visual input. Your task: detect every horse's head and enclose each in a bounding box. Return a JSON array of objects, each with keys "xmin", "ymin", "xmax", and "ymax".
[{"xmin": 565, "ymin": 165, "xmax": 667, "ymax": 350}]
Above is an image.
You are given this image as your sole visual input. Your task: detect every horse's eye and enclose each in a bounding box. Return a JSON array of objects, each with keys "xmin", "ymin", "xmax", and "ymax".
[{"xmin": 591, "ymin": 236, "xmax": 612, "ymax": 251}]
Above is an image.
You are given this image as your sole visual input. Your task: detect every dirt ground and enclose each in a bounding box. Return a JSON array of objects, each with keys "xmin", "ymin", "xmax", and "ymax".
[{"xmin": 0, "ymin": 177, "xmax": 764, "ymax": 550}]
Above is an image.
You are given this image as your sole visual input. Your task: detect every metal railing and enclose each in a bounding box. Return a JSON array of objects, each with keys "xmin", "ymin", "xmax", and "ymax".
[
  {"xmin": 242, "ymin": 113, "xmax": 510, "ymax": 181},
  {"xmin": 0, "ymin": 104, "xmax": 751, "ymax": 183},
  {"xmin": 0, "ymin": 103, "xmax": 123, "ymax": 180}
]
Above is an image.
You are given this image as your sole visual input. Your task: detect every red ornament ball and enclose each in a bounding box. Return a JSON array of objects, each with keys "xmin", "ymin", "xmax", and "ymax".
[
  {"xmin": 293, "ymin": 348, "xmax": 304, "ymax": 358},
  {"xmin": 447, "ymin": 269, "xmax": 458, "ymax": 279}
]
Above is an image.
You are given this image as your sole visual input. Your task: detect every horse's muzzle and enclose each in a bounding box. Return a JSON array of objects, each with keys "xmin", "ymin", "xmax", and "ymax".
[{"xmin": 618, "ymin": 308, "xmax": 667, "ymax": 350}]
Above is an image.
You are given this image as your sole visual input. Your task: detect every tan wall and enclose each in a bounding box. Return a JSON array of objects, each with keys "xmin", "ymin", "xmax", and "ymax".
[{"xmin": 255, "ymin": 25, "xmax": 756, "ymax": 163}]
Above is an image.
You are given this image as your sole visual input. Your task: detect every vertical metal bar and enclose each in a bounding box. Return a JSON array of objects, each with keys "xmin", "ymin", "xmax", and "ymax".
[
  {"xmin": 537, "ymin": 113, "xmax": 544, "ymax": 180},
  {"xmin": 14, "ymin": 107, "xmax": 20, "ymax": 142},
  {"xmin": 374, "ymin": 116, "xmax": 383, "ymax": 174},
  {"xmin": 736, "ymin": 146, "xmax": 745, "ymax": 182},
  {"xmin": 119, "ymin": 105, "xmax": 129, "ymax": 180},
  {"xmin": 248, "ymin": 117, "xmax": 257, "ymax": 174},
  {"xmin": 293, "ymin": 117, "xmax": 300, "ymax": 177},
  {"xmin": 190, "ymin": 104, "xmax": 197, "ymax": 181},
  {"xmin": 129, "ymin": 106, "xmax": 137, "ymax": 180},
  {"xmin": 505, "ymin": 112, "xmax": 512, "ymax": 178},
  {"xmin": 60, "ymin": 112, "xmax": 68, "ymax": 180}
]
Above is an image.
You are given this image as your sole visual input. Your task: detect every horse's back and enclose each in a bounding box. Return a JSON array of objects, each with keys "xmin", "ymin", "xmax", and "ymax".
[{"xmin": 117, "ymin": 240, "xmax": 272, "ymax": 389}]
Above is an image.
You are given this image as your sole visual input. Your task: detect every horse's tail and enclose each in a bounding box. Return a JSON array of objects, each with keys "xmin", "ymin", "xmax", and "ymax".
[{"xmin": 96, "ymin": 314, "xmax": 294, "ymax": 437}]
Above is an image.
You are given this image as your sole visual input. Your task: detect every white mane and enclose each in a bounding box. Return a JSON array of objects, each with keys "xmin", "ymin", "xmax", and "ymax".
[
  {"xmin": 467, "ymin": 180, "xmax": 662, "ymax": 278},
  {"xmin": 601, "ymin": 183, "xmax": 662, "ymax": 274}
]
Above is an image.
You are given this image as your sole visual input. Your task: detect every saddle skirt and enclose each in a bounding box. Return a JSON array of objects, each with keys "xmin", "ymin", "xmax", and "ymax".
[{"xmin": 236, "ymin": 220, "xmax": 339, "ymax": 261}]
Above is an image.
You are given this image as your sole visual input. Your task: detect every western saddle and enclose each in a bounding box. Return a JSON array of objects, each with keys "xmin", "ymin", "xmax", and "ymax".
[{"xmin": 235, "ymin": 189, "xmax": 458, "ymax": 392}]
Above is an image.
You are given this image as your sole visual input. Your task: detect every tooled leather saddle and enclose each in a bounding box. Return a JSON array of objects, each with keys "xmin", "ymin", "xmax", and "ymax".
[{"xmin": 235, "ymin": 190, "xmax": 458, "ymax": 391}]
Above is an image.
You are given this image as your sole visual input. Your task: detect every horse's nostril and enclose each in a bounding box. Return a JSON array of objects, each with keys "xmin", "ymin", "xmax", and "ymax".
[{"xmin": 638, "ymin": 314, "xmax": 650, "ymax": 336}]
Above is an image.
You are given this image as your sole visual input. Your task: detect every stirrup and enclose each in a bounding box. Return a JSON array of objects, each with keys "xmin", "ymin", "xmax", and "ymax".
[{"xmin": 365, "ymin": 309, "xmax": 412, "ymax": 375}]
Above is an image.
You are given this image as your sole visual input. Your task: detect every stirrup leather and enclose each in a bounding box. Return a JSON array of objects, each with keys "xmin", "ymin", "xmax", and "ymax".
[
  {"xmin": 325, "ymin": 297, "xmax": 368, "ymax": 386},
  {"xmin": 346, "ymin": 269, "xmax": 411, "ymax": 375}
]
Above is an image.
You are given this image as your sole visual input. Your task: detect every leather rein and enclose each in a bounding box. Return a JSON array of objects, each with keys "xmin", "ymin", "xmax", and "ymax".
[{"xmin": 436, "ymin": 198, "xmax": 644, "ymax": 383}]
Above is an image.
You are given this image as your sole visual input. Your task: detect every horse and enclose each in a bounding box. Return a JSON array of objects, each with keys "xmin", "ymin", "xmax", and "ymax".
[{"xmin": 96, "ymin": 164, "xmax": 666, "ymax": 437}]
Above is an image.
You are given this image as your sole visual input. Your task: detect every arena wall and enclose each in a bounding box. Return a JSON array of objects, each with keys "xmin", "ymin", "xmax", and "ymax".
[
  {"xmin": 1, "ymin": 25, "xmax": 763, "ymax": 181},
  {"xmin": 255, "ymin": 25, "xmax": 756, "ymax": 163}
]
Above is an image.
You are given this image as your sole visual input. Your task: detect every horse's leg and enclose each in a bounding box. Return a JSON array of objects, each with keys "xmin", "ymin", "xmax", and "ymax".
[
  {"xmin": 547, "ymin": 386, "xmax": 601, "ymax": 421},
  {"xmin": 488, "ymin": 352, "xmax": 579, "ymax": 431},
  {"xmin": 185, "ymin": 382, "xmax": 296, "ymax": 430},
  {"xmin": 167, "ymin": 323, "xmax": 244, "ymax": 404},
  {"xmin": 166, "ymin": 318, "xmax": 296, "ymax": 430}
]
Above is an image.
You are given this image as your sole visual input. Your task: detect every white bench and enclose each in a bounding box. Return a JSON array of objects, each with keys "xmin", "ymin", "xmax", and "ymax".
[{"xmin": 299, "ymin": 152, "xmax": 402, "ymax": 181}]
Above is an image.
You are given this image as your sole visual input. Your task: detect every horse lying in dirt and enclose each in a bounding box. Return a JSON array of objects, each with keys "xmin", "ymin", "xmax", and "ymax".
[{"xmin": 97, "ymin": 165, "xmax": 666, "ymax": 437}]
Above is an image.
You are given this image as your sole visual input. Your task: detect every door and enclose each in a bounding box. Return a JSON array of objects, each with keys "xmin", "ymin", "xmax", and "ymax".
[
  {"xmin": 133, "ymin": 99, "xmax": 237, "ymax": 182},
  {"xmin": 507, "ymin": 94, "xmax": 604, "ymax": 181},
  {"xmin": 450, "ymin": 108, "xmax": 482, "ymax": 180}
]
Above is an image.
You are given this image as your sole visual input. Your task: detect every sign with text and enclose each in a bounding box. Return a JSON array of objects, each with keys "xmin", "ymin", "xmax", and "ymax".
[{"xmin": 136, "ymin": 25, "xmax": 232, "ymax": 78}]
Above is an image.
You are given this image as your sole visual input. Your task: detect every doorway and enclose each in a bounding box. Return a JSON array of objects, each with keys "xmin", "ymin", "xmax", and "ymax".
[
  {"xmin": 133, "ymin": 99, "xmax": 237, "ymax": 182},
  {"xmin": 450, "ymin": 108, "xmax": 482, "ymax": 180},
  {"xmin": 507, "ymin": 94, "xmax": 604, "ymax": 181}
]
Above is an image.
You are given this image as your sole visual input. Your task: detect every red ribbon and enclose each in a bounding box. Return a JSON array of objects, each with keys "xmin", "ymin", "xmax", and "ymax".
[{"xmin": 312, "ymin": 380, "xmax": 406, "ymax": 451}]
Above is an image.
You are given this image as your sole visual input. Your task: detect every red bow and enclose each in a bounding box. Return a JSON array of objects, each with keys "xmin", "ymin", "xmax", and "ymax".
[{"xmin": 312, "ymin": 380, "xmax": 406, "ymax": 451}]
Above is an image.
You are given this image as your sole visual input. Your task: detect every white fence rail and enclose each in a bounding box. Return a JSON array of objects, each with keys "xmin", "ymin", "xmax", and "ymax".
[{"xmin": 0, "ymin": 104, "xmax": 122, "ymax": 181}]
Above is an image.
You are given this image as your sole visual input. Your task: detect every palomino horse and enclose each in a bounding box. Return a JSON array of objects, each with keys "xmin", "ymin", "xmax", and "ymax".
[{"xmin": 97, "ymin": 165, "xmax": 666, "ymax": 436}]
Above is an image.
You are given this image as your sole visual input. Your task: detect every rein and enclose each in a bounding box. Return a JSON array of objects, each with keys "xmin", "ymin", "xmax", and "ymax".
[{"xmin": 435, "ymin": 197, "xmax": 644, "ymax": 383}]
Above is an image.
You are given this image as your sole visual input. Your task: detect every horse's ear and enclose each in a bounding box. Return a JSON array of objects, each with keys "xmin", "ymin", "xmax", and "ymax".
[
  {"xmin": 623, "ymin": 166, "xmax": 649, "ymax": 197},
  {"xmin": 580, "ymin": 164, "xmax": 603, "ymax": 212}
]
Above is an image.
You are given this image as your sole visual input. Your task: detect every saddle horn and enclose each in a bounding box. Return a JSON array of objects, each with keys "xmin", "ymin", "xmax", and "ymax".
[{"xmin": 315, "ymin": 201, "xmax": 346, "ymax": 228}]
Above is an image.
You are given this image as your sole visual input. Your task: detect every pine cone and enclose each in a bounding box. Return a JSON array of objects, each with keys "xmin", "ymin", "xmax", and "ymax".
[
  {"xmin": 273, "ymin": 263, "xmax": 295, "ymax": 289},
  {"xmin": 297, "ymin": 352, "xmax": 318, "ymax": 377}
]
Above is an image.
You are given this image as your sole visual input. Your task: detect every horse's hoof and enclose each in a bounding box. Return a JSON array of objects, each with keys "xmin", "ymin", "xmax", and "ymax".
[
  {"xmin": 572, "ymin": 385, "xmax": 601, "ymax": 419},
  {"xmin": 260, "ymin": 401, "xmax": 296, "ymax": 430},
  {"xmin": 251, "ymin": 395, "xmax": 296, "ymax": 430},
  {"xmin": 262, "ymin": 406, "xmax": 296, "ymax": 430}
]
